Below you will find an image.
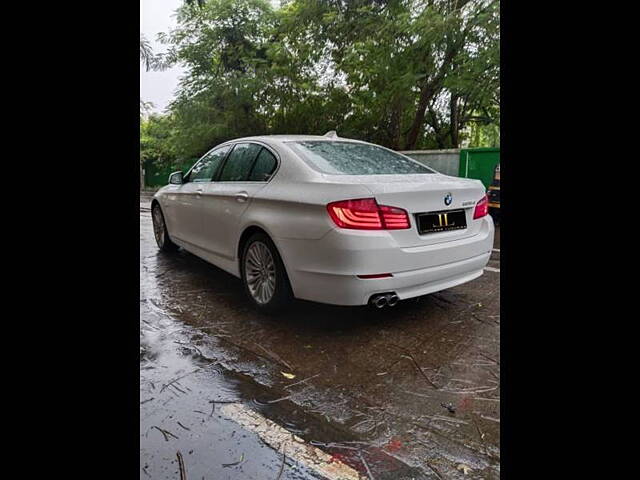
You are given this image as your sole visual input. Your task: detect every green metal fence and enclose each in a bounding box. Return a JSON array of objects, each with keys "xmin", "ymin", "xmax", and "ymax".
[{"xmin": 458, "ymin": 147, "xmax": 500, "ymax": 189}]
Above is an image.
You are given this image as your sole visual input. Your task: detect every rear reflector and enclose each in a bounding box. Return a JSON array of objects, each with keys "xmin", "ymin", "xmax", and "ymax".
[
  {"xmin": 357, "ymin": 273, "xmax": 393, "ymax": 279},
  {"xmin": 327, "ymin": 198, "xmax": 410, "ymax": 230},
  {"xmin": 473, "ymin": 194, "xmax": 489, "ymax": 219}
]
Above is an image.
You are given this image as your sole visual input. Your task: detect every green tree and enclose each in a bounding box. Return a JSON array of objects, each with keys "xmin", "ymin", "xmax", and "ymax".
[
  {"xmin": 144, "ymin": 0, "xmax": 499, "ymax": 168},
  {"xmin": 140, "ymin": 35, "xmax": 154, "ymax": 71},
  {"xmin": 156, "ymin": 0, "xmax": 279, "ymax": 157},
  {"xmin": 279, "ymin": 0, "xmax": 499, "ymax": 149}
]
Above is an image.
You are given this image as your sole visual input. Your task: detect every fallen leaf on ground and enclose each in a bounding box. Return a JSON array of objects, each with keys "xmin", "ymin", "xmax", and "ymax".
[
  {"xmin": 281, "ymin": 372, "xmax": 296, "ymax": 379},
  {"xmin": 457, "ymin": 463, "xmax": 472, "ymax": 475},
  {"xmin": 222, "ymin": 453, "xmax": 245, "ymax": 467},
  {"xmin": 384, "ymin": 438, "xmax": 403, "ymax": 452}
]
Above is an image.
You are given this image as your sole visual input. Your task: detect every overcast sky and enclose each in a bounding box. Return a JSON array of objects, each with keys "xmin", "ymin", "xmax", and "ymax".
[
  {"xmin": 140, "ymin": 0, "xmax": 184, "ymax": 113},
  {"xmin": 140, "ymin": 1, "xmax": 282, "ymax": 114}
]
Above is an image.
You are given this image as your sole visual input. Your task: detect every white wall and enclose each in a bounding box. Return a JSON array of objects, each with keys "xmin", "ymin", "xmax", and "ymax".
[{"xmin": 400, "ymin": 149, "xmax": 460, "ymax": 176}]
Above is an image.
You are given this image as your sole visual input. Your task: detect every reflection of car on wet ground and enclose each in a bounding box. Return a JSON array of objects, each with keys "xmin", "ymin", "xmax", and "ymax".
[
  {"xmin": 151, "ymin": 133, "xmax": 494, "ymax": 312},
  {"xmin": 488, "ymin": 162, "xmax": 500, "ymax": 223}
]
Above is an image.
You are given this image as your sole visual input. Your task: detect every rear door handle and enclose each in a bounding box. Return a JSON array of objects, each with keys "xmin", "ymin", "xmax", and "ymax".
[{"xmin": 235, "ymin": 191, "xmax": 249, "ymax": 203}]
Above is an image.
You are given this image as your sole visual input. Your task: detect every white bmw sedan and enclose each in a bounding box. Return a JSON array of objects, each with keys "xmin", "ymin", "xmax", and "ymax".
[{"xmin": 151, "ymin": 134, "xmax": 494, "ymax": 312}]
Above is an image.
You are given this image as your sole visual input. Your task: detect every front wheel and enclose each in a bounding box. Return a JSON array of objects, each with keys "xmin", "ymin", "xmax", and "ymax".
[
  {"xmin": 241, "ymin": 233, "xmax": 292, "ymax": 313},
  {"xmin": 152, "ymin": 203, "xmax": 178, "ymax": 252}
]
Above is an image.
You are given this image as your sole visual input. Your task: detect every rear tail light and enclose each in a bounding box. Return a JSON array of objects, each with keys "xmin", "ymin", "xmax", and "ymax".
[
  {"xmin": 473, "ymin": 194, "xmax": 489, "ymax": 219},
  {"xmin": 327, "ymin": 198, "xmax": 410, "ymax": 230},
  {"xmin": 357, "ymin": 273, "xmax": 393, "ymax": 279}
]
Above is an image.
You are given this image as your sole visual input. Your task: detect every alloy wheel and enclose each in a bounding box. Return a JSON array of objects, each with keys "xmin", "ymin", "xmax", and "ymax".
[
  {"xmin": 244, "ymin": 241, "xmax": 276, "ymax": 304},
  {"xmin": 152, "ymin": 206, "xmax": 165, "ymax": 248}
]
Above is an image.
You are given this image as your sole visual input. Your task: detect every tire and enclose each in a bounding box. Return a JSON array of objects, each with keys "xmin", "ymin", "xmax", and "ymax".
[
  {"xmin": 152, "ymin": 203, "xmax": 178, "ymax": 252},
  {"xmin": 241, "ymin": 233, "xmax": 293, "ymax": 313},
  {"xmin": 490, "ymin": 208, "xmax": 500, "ymax": 226}
]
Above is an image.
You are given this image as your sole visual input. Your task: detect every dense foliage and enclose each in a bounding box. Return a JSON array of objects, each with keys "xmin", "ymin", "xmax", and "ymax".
[{"xmin": 142, "ymin": 0, "xmax": 499, "ymax": 166}]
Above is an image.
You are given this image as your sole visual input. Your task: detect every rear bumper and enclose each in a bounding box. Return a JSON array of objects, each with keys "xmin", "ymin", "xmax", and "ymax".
[{"xmin": 276, "ymin": 215, "xmax": 494, "ymax": 306}]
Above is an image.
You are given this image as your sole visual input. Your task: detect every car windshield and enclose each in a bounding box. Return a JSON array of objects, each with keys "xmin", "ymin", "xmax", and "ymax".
[{"xmin": 288, "ymin": 141, "xmax": 435, "ymax": 175}]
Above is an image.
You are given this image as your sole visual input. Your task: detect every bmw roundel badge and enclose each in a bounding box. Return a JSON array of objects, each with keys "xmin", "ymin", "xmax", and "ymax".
[{"xmin": 444, "ymin": 192, "xmax": 453, "ymax": 206}]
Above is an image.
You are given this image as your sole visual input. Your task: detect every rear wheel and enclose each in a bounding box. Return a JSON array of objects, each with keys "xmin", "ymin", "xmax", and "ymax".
[
  {"xmin": 152, "ymin": 203, "xmax": 178, "ymax": 252},
  {"xmin": 489, "ymin": 208, "xmax": 500, "ymax": 225},
  {"xmin": 241, "ymin": 233, "xmax": 292, "ymax": 313}
]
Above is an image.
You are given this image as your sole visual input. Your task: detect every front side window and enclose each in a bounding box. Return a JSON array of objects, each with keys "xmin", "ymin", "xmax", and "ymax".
[
  {"xmin": 288, "ymin": 141, "xmax": 435, "ymax": 175},
  {"xmin": 248, "ymin": 148, "xmax": 277, "ymax": 181},
  {"xmin": 189, "ymin": 145, "xmax": 231, "ymax": 182},
  {"xmin": 218, "ymin": 143, "xmax": 262, "ymax": 181}
]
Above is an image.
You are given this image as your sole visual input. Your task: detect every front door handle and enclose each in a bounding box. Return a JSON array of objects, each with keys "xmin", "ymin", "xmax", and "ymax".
[{"xmin": 235, "ymin": 191, "xmax": 249, "ymax": 203}]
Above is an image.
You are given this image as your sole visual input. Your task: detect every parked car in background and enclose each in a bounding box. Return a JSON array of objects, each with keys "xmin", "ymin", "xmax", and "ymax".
[
  {"xmin": 151, "ymin": 133, "xmax": 494, "ymax": 312},
  {"xmin": 488, "ymin": 162, "xmax": 500, "ymax": 223}
]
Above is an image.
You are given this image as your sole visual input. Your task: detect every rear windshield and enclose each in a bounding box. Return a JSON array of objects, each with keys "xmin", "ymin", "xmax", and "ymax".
[{"xmin": 288, "ymin": 141, "xmax": 435, "ymax": 175}]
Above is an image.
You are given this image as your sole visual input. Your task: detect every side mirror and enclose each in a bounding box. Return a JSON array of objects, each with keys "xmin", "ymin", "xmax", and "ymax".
[{"xmin": 169, "ymin": 171, "xmax": 183, "ymax": 185}]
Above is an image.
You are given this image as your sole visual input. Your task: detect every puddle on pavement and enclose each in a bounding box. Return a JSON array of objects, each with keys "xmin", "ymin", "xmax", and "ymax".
[
  {"xmin": 140, "ymin": 300, "xmax": 329, "ymax": 479},
  {"xmin": 141, "ymin": 287, "xmax": 433, "ymax": 479}
]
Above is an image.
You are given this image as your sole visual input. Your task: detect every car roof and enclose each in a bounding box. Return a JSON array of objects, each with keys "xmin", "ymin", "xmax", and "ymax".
[{"xmin": 228, "ymin": 134, "xmax": 367, "ymax": 145}]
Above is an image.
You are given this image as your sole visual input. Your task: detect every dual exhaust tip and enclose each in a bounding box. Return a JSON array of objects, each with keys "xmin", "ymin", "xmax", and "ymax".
[{"xmin": 370, "ymin": 293, "xmax": 400, "ymax": 308}]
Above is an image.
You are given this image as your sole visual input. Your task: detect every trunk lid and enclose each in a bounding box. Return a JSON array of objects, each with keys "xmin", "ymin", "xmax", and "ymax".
[{"xmin": 322, "ymin": 173, "xmax": 487, "ymax": 247}]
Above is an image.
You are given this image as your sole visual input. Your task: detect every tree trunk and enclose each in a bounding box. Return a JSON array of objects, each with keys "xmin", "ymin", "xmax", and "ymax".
[
  {"xmin": 449, "ymin": 93, "xmax": 460, "ymax": 147},
  {"xmin": 404, "ymin": 44, "xmax": 459, "ymax": 150},
  {"xmin": 389, "ymin": 97, "xmax": 403, "ymax": 150},
  {"xmin": 427, "ymin": 106, "xmax": 445, "ymax": 149},
  {"xmin": 404, "ymin": 81, "xmax": 437, "ymax": 150}
]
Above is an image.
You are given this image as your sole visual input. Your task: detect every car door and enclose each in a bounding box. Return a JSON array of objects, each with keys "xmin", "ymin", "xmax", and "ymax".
[
  {"xmin": 164, "ymin": 145, "xmax": 231, "ymax": 247},
  {"xmin": 200, "ymin": 142, "xmax": 278, "ymax": 260}
]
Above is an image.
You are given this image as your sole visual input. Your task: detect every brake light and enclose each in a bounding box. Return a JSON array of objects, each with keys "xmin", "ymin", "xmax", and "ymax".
[
  {"xmin": 327, "ymin": 198, "xmax": 410, "ymax": 230},
  {"xmin": 473, "ymin": 194, "xmax": 489, "ymax": 219}
]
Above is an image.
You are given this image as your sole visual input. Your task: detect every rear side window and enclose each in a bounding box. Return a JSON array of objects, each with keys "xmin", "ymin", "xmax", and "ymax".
[
  {"xmin": 288, "ymin": 141, "xmax": 434, "ymax": 175},
  {"xmin": 248, "ymin": 148, "xmax": 277, "ymax": 181},
  {"xmin": 189, "ymin": 145, "xmax": 231, "ymax": 182},
  {"xmin": 218, "ymin": 143, "xmax": 262, "ymax": 181}
]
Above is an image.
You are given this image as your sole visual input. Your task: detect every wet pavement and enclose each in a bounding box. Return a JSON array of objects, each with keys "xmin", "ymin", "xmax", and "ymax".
[{"xmin": 140, "ymin": 198, "xmax": 500, "ymax": 479}]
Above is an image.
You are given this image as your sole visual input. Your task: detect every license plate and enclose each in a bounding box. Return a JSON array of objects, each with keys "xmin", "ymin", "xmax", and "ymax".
[{"xmin": 416, "ymin": 209, "xmax": 467, "ymax": 234}]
